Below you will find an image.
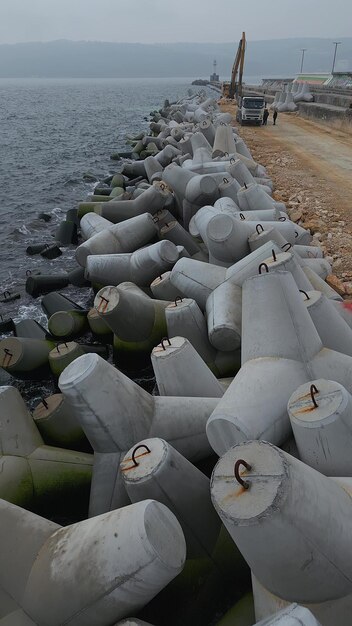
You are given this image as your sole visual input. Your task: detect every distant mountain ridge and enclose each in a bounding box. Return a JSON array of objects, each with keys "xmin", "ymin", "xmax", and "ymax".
[{"xmin": 0, "ymin": 38, "xmax": 351, "ymax": 78}]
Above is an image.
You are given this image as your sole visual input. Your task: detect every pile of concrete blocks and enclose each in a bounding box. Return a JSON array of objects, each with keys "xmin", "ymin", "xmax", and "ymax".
[{"xmin": 0, "ymin": 89, "xmax": 350, "ymax": 625}]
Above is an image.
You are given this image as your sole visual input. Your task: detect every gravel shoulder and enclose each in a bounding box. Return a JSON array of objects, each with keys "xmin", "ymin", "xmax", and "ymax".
[{"xmin": 220, "ymin": 100, "xmax": 352, "ymax": 294}]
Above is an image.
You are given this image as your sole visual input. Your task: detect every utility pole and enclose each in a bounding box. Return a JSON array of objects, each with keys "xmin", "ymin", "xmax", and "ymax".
[
  {"xmin": 332, "ymin": 41, "xmax": 341, "ymax": 74},
  {"xmin": 300, "ymin": 49, "xmax": 307, "ymax": 74}
]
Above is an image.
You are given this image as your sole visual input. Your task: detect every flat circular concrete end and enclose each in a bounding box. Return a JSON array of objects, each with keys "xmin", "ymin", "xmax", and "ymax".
[
  {"xmin": 49, "ymin": 341, "xmax": 80, "ymax": 361},
  {"xmin": 166, "ymin": 297, "xmax": 193, "ymax": 311},
  {"xmin": 211, "ymin": 440, "xmax": 288, "ymax": 526},
  {"xmin": 152, "ymin": 336, "xmax": 186, "ymax": 358},
  {"xmin": 0, "ymin": 338, "xmax": 23, "ymax": 369},
  {"xmin": 121, "ymin": 438, "xmax": 168, "ymax": 482},
  {"xmin": 49, "ymin": 311, "xmax": 75, "ymax": 337},
  {"xmin": 150, "ymin": 272, "xmax": 170, "ymax": 288},
  {"xmin": 263, "ymin": 251, "xmax": 291, "ymax": 269},
  {"xmin": 159, "ymin": 240, "xmax": 179, "ymax": 264},
  {"xmin": 144, "ymin": 500, "xmax": 186, "ymax": 570},
  {"xmin": 59, "ymin": 352, "xmax": 99, "ymax": 389},
  {"xmin": 75, "ymin": 245, "xmax": 89, "ymax": 268},
  {"xmin": 247, "ymin": 227, "xmax": 275, "ymax": 245},
  {"xmin": 210, "ymin": 326, "xmax": 241, "ymax": 352},
  {"xmin": 199, "ymin": 175, "xmax": 218, "ymax": 196},
  {"xmin": 94, "ymin": 286, "xmax": 120, "ymax": 315},
  {"xmin": 300, "ymin": 290, "xmax": 322, "ymax": 310},
  {"xmin": 207, "ymin": 214, "xmax": 234, "ymax": 242},
  {"xmin": 33, "ymin": 393, "xmax": 63, "ymax": 421},
  {"xmin": 288, "ymin": 379, "xmax": 347, "ymax": 427}
]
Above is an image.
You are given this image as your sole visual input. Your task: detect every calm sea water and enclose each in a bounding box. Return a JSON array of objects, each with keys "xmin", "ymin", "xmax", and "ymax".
[{"xmin": 0, "ymin": 78, "xmax": 218, "ymax": 403}]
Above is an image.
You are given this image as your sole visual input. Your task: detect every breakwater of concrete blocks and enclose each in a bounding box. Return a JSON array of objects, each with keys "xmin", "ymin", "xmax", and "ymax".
[{"xmin": 0, "ymin": 88, "xmax": 351, "ymax": 625}]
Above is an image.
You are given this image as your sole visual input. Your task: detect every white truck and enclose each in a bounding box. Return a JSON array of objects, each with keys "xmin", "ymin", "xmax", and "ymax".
[{"xmin": 236, "ymin": 95, "xmax": 266, "ymax": 125}]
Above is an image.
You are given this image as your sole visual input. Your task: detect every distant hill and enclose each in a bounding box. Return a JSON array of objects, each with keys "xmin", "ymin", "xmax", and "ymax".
[{"xmin": 0, "ymin": 38, "xmax": 351, "ymax": 78}]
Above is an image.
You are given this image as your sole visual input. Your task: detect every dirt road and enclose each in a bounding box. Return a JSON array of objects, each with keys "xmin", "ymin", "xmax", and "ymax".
[{"xmin": 220, "ymin": 101, "xmax": 352, "ymax": 290}]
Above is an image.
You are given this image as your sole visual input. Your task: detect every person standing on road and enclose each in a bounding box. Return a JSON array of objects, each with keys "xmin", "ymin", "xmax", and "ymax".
[
  {"xmin": 263, "ymin": 108, "xmax": 269, "ymax": 125},
  {"xmin": 273, "ymin": 110, "xmax": 278, "ymax": 126}
]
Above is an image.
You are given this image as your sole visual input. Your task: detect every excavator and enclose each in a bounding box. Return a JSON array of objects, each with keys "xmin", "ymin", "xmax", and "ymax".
[{"xmin": 223, "ymin": 32, "xmax": 265, "ymax": 125}]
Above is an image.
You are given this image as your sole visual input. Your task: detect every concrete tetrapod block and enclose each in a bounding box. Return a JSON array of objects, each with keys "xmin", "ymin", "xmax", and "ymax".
[
  {"xmin": 237, "ymin": 183, "xmax": 281, "ymax": 212},
  {"xmin": 302, "ymin": 290, "xmax": 352, "ymax": 356},
  {"xmin": 212, "ymin": 124, "xmax": 237, "ymax": 158},
  {"xmin": 160, "ymin": 220, "xmax": 201, "ymax": 256},
  {"xmin": 59, "ymin": 353, "xmax": 217, "ymax": 515},
  {"xmin": 0, "ymin": 337, "xmax": 55, "ymax": 379},
  {"xmin": 288, "ymin": 378, "xmax": 352, "ymax": 476},
  {"xmin": 151, "ymin": 336, "xmax": 225, "ymax": 397},
  {"xmin": 0, "ymin": 386, "xmax": 92, "ymax": 510},
  {"xmin": 94, "ymin": 284, "xmax": 169, "ymax": 352},
  {"xmin": 254, "ymin": 603, "xmax": 321, "ymax": 625},
  {"xmin": 206, "ymin": 271, "xmax": 322, "ymax": 454},
  {"xmin": 0, "ymin": 498, "xmax": 185, "ymax": 625},
  {"xmin": 32, "ymin": 393, "xmax": 87, "ymax": 451},
  {"xmin": 121, "ymin": 437, "xmax": 221, "ymax": 559},
  {"xmin": 203, "ymin": 214, "xmax": 299, "ymax": 266},
  {"xmin": 75, "ymin": 212, "xmax": 158, "ymax": 267},
  {"xmin": 205, "ymin": 281, "xmax": 242, "ymax": 351},
  {"xmin": 80, "ymin": 213, "xmax": 113, "ymax": 240},
  {"xmin": 155, "ymin": 144, "xmax": 182, "ymax": 167},
  {"xmin": 165, "ymin": 298, "xmax": 240, "ymax": 377},
  {"xmin": 183, "ymin": 174, "xmax": 221, "ymax": 227},
  {"xmin": 211, "ymin": 440, "xmax": 352, "ymax": 604},
  {"xmin": 92, "ymin": 184, "xmax": 170, "ymax": 224},
  {"xmin": 85, "ymin": 240, "xmax": 179, "ymax": 287}
]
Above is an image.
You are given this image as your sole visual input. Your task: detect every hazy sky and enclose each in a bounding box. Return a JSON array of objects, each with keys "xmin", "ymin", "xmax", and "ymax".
[{"xmin": 1, "ymin": 0, "xmax": 351, "ymax": 44}]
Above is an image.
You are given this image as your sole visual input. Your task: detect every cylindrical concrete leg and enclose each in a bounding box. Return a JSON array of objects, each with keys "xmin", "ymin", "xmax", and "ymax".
[
  {"xmin": 151, "ymin": 336, "xmax": 225, "ymax": 397},
  {"xmin": 22, "ymin": 500, "xmax": 186, "ymax": 624},
  {"xmin": 121, "ymin": 438, "xmax": 220, "ymax": 558},
  {"xmin": 206, "ymin": 281, "xmax": 242, "ymax": 351},
  {"xmin": 160, "ymin": 220, "xmax": 201, "ymax": 256},
  {"xmin": 302, "ymin": 290, "xmax": 352, "ymax": 356},
  {"xmin": 170, "ymin": 258, "xmax": 226, "ymax": 309},
  {"xmin": 0, "ymin": 337, "xmax": 55, "ymax": 376},
  {"xmin": 211, "ymin": 440, "xmax": 352, "ymax": 603},
  {"xmin": 150, "ymin": 272, "xmax": 185, "ymax": 301},
  {"xmin": 241, "ymin": 272, "xmax": 322, "ymax": 364},
  {"xmin": 32, "ymin": 394, "xmax": 87, "ymax": 450},
  {"xmin": 94, "ymin": 285, "xmax": 167, "ymax": 344},
  {"xmin": 80, "ymin": 213, "xmax": 112, "ymax": 240},
  {"xmin": 48, "ymin": 342, "xmax": 86, "ymax": 377},
  {"xmin": 288, "ymin": 378, "xmax": 352, "ymax": 475}
]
